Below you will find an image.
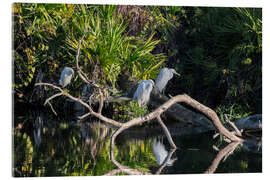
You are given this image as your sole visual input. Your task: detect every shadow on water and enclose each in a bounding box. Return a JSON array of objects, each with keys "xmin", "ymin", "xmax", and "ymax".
[{"xmin": 13, "ymin": 108, "xmax": 262, "ymax": 177}]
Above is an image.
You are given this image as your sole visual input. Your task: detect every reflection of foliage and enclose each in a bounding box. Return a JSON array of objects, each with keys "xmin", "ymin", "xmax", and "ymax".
[
  {"xmin": 116, "ymin": 139, "xmax": 157, "ymax": 173},
  {"xmin": 13, "ymin": 114, "xmax": 157, "ymax": 176},
  {"xmin": 13, "ymin": 131, "xmax": 34, "ymax": 176}
]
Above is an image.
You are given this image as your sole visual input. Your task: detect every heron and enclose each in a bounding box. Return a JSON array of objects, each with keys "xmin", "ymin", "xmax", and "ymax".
[
  {"xmin": 59, "ymin": 67, "xmax": 74, "ymax": 88},
  {"xmin": 152, "ymin": 139, "xmax": 176, "ymax": 166},
  {"xmin": 133, "ymin": 79, "xmax": 155, "ymax": 107},
  {"xmin": 155, "ymin": 68, "xmax": 180, "ymax": 93}
]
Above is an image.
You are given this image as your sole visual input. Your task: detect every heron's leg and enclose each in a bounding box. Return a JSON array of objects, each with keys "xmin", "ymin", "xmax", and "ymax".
[{"xmin": 156, "ymin": 116, "xmax": 177, "ymax": 149}]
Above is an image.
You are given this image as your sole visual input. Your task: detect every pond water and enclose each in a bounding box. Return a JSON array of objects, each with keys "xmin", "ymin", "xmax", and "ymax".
[{"xmin": 12, "ymin": 108, "xmax": 262, "ymax": 177}]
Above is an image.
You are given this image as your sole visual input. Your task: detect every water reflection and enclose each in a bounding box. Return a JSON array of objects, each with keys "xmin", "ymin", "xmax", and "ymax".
[
  {"xmin": 13, "ymin": 109, "xmax": 262, "ymax": 177},
  {"xmin": 205, "ymin": 142, "xmax": 241, "ymax": 173},
  {"xmin": 152, "ymin": 139, "xmax": 177, "ymax": 166},
  {"xmin": 242, "ymin": 138, "xmax": 262, "ymax": 154},
  {"xmin": 33, "ymin": 111, "xmax": 44, "ymax": 147}
]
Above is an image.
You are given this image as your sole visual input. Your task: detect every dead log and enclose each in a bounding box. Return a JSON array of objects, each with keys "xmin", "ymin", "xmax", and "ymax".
[{"xmin": 149, "ymin": 88, "xmax": 215, "ymax": 130}]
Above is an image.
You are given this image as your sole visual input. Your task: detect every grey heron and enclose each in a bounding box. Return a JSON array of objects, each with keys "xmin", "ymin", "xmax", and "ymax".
[
  {"xmin": 59, "ymin": 67, "xmax": 74, "ymax": 87},
  {"xmin": 133, "ymin": 79, "xmax": 155, "ymax": 107},
  {"xmin": 155, "ymin": 68, "xmax": 180, "ymax": 93}
]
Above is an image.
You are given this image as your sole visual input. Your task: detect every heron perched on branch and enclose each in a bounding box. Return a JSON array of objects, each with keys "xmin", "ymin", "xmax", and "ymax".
[
  {"xmin": 59, "ymin": 67, "xmax": 74, "ymax": 88},
  {"xmin": 155, "ymin": 68, "xmax": 180, "ymax": 93},
  {"xmin": 133, "ymin": 79, "xmax": 155, "ymax": 107}
]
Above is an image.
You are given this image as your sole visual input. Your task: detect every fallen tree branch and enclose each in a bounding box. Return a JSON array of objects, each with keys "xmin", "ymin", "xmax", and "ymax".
[
  {"xmin": 37, "ymin": 82, "xmax": 243, "ymax": 142},
  {"xmin": 110, "ymin": 94, "xmax": 243, "ymax": 144},
  {"xmin": 181, "ymin": 95, "xmax": 243, "ymax": 142},
  {"xmin": 108, "ymin": 94, "xmax": 243, "ymax": 172},
  {"xmin": 36, "ymin": 83, "xmax": 244, "ymax": 176}
]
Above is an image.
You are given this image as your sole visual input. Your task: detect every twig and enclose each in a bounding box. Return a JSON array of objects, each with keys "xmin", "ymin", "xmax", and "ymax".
[
  {"xmin": 35, "ymin": 82, "xmax": 63, "ymax": 91},
  {"xmin": 212, "ymin": 145, "xmax": 219, "ymax": 152},
  {"xmin": 63, "ymin": 92, "xmax": 123, "ymax": 127},
  {"xmin": 225, "ymin": 115, "xmax": 242, "ymax": 136},
  {"xmin": 75, "ymin": 31, "xmax": 100, "ymax": 88},
  {"xmin": 79, "ymin": 112, "xmax": 91, "ymax": 120},
  {"xmin": 44, "ymin": 92, "xmax": 63, "ymax": 106},
  {"xmin": 223, "ymin": 138, "xmax": 232, "ymax": 143},
  {"xmin": 98, "ymin": 89, "xmax": 104, "ymax": 114},
  {"xmin": 213, "ymin": 133, "xmax": 220, "ymax": 139},
  {"xmin": 47, "ymin": 101, "xmax": 57, "ymax": 116}
]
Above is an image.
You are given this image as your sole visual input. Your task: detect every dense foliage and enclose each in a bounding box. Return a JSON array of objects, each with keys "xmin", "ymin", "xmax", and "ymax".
[
  {"xmin": 13, "ymin": 4, "xmax": 167, "ymax": 94},
  {"xmin": 166, "ymin": 7, "xmax": 262, "ymax": 117},
  {"xmin": 13, "ymin": 3, "xmax": 262, "ymax": 120}
]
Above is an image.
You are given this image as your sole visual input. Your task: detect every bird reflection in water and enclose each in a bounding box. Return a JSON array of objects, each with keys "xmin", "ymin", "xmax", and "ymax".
[{"xmin": 152, "ymin": 139, "xmax": 177, "ymax": 166}]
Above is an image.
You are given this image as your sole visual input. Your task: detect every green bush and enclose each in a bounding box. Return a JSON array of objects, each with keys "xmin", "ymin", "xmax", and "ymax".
[{"xmin": 13, "ymin": 3, "xmax": 166, "ymax": 96}]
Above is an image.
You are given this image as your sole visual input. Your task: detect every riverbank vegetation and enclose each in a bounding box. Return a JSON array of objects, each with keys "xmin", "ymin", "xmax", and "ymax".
[{"xmin": 13, "ymin": 4, "xmax": 262, "ymax": 122}]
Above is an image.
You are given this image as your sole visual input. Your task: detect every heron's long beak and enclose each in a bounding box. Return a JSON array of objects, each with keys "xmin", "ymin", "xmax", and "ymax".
[{"xmin": 175, "ymin": 72, "xmax": 180, "ymax": 76}]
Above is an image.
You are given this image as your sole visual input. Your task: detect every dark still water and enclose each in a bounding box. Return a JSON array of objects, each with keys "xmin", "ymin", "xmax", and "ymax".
[{"xmin": 13, "ymin": 109, "xmax": 262, "ymax": 177}]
